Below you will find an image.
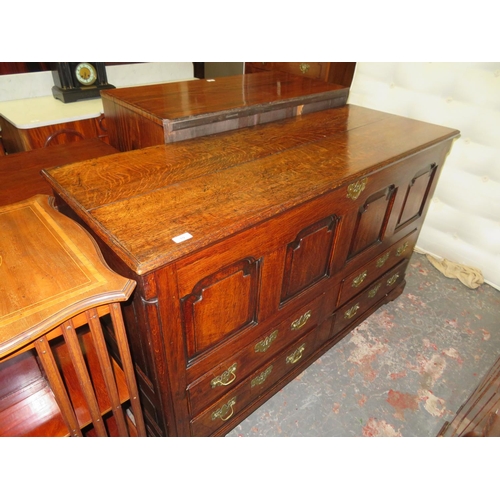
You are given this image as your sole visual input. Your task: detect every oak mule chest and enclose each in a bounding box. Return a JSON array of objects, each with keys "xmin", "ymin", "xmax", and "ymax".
[{"xmin": 43, "ymin": 104, "xmax": 459, "ymax": 436}]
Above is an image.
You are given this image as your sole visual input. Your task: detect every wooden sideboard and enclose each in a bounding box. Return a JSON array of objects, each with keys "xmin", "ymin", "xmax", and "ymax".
[
  {"xmin": 43, "ymin": 104, "xmax": 459, "ymax": 437},
  {"xmin": 100, "ymin": 71, "xmax": 349, "ymax": 151},
  {"xmin": 245, "ymin": 62, "xmax": 356, "ymax": 87},
  {"xmin": 0, "ymin": 94, "xmax": 109, "ymax": 154},
  {"xmin": 0, "ymin": 114, "xmax": 109, "ymax": 153}
]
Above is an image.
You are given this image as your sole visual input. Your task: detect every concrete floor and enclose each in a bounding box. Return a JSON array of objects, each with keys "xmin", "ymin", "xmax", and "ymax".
[{"xmin": 226, "ymin": 252, "xmax": 500, "ymax": 437}]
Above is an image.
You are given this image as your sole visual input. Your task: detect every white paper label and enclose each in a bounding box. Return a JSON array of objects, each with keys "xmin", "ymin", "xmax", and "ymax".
[{"xmin": 172, "ymin": 232, "xmax": 193, "ymax": 244}]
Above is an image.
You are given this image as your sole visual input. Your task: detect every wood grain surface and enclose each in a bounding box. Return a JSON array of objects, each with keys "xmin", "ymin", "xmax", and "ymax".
[
  {"xmin": 101, "ymin": 71, "xmax": 347, "ymax": 122},
  {"xmin": 0, "ymin": 195, "xmax": 135, "ymax": 357},
  {"xmin": 0, "ymin": 138, "xmax": 118, "ymax": 206},
  {"xmin": 43, "ymin": 105, "xmax": 459, "ymax": 275}
]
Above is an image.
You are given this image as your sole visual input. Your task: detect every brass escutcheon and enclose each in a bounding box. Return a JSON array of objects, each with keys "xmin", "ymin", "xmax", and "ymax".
[
  {"xmin": 352, "ymin": 270, "xmax": 368, "ymax": 288},
  {"xmin": 299, "ymin": 63, "xmax": 310, "ymax": 74},
  {"xmin": 344, "ymin": 303, "xmax": 360, "ymax": 319},
  {"xmin": 396, "ymin": 242, "xmax": 409, "ymax": 257},
  {"xmin": 286, "ymin": 344, "xmax": 306, "ymax": 365},
  {"xmin": 255, "ymin": 330, "xmax": 278, "ymax": 353},
  {"xmin": 376, "ymin": 252, "xmax": 390, "ymax": 268},
  {"xmin": 387, "ymin": 273, "xmax": 400, "ymax": 286},
  {"xmin": 291, "ymin": 311, "xmax": 312, "ymax": 331},
  {"xmin": 347, "ymin": 178, "xmax": 368, "ymax": 201},
  {"xmin": 251, "ymin": 366, "xmax": 273, "ymax": 387},
  {"xmin": 211, "ymin": 363, "xmax": 237, "ymax": 388},
  {"xmin": 212, "ymin": 397, "xmax": 237, "ymax": 421},
  {"xmin": 368, "ymin": 283, "xmax": 382, "ymax": 298}
]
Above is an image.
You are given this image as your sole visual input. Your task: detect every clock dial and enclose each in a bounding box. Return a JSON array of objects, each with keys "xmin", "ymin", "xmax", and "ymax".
[{"xmin": 75, "ymin": 62, "xmax": 97, "ymax": 86}]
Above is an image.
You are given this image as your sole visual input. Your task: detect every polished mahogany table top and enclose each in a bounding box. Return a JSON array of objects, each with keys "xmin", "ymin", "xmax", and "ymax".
[
  {"xmin": 0, "ymin": 139, "xmax": 118, "ymax": 206},
  {"xmin": 100, "ymin": 71, "xmax": 349, "ymax": 124}
]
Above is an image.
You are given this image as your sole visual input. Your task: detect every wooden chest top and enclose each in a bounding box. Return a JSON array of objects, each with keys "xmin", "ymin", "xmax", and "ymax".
[{"xmin": 42, "ymin": 105, "xmax": 458, "ymax": 275}]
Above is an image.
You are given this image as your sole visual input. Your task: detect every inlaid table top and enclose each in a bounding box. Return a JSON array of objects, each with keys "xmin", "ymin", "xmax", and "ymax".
[{"xmin": 0, "ymin": 195, "xmax": 135, "ymax": 358}]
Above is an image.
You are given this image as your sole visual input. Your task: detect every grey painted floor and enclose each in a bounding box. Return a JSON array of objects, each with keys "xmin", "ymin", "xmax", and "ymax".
[{"xmin": 226, "ymin": 252, "xmax": 500, "ymax": 437}]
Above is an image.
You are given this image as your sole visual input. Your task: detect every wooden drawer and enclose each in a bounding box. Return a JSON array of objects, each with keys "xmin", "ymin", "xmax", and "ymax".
[
  {"xmin": 332, "ymin": 260, "xmax": 408, "ymax": 336},
  {"xmin": 246, "ymin": 63, "xmax": 329, "ymax": 81},
  {"xmin": 190, "ymin": 321, "xmax": 328, "ymax": 436},
  {"xmin": 186, "ymin": 294, "xmax": 325, "ymax": 415},
  {"xmin": 271, "ymin": 62, "xmax": 329, "ymax": 81},
  {"xmin": 245, "ymin": 62, "xmax": 269, "ymax": 73},
  {"xmin": 337, "ymin": 229, "xmax": 418, "ymax": 307}
]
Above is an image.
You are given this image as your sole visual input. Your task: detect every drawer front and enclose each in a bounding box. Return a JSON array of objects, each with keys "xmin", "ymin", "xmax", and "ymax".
[
  {"xmin": 189, "ymin": 320, "xmax": 329, "ymax": 436},
  {"xmin": 332, "ymin": 260, "xmax": 408, "ymax": 337},
  {"xmin": 245, "ymin": 63, "xmax": 328, "ymax": 81},
  {"xmin": 337, "ymin": 229, "xmax": 418, "ymax": 307},
  {"xmin": 272, "ymin": 62, "xmax": 329, "ymax": 80},
  {"xmin": 186, "ymin": 294, "xmax": 324, "ymax": 415},
  {"xmin": 245, "ymin": 62, "xmax": 270, "ymax": 73}
]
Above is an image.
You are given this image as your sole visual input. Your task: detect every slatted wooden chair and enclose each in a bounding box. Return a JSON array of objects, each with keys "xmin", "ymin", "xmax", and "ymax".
[{"xmin": 0, "ymin": 195, "xmax": 146, "ymax": 437}]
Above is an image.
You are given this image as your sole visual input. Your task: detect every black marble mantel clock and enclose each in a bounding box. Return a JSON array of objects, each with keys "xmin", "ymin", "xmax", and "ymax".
[{"xmin": 52, "ymin": 62, "xmax": 115, "ymax": 103}]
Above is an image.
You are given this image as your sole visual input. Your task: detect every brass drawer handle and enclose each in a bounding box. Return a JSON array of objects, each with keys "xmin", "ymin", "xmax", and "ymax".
[
  {"xmin": 299, "ymin": 63, "xmax": 310, "ymax": 74},
  {"xmin": 396, "ymin": 242, "xmax": 409, "ymax": 257},
  {"xmin": 344, "ymin": 303, "xmax": 360, "ymax": 320},
  {"xmin": 286, "ymin": 344, "xmax": 306, "ymax": 365},
  {"xmin": 352, "ymin": 270, "xmax": 368, "ymax": 288},
  {"xmin": 291, "ymin": 310, "xmax": 312, "ymax": 331},
  {"xmin": 376, "ymin": 252, "xmax": 390, "ymax": 268},
  {"xmin": 387, "ymin": 273, "xmax": 400, "ymax": 286},
  {"xmin": 251, "ymin": 365, "xmax": 273, "ymax": 387},
  {"xmin": 347, "ymin": 178, "xmax": 368, "ymax": 201},
  {"xmin": 211, "ymin": 397, "xmax": 237, "ymax": 422},
  {"xmin": 211, "ymin": 363, "xmax": 237, "ymax": 388},
  {"xmin": 368, "ymin": 283, "xmax": 381, "ymax": 298},
  {"xmin": 255, "ymin": 330, "xmax": 278, "ymax": 353}
]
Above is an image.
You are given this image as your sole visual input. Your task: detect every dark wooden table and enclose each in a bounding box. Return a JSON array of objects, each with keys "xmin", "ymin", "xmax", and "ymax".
[
  {"xmin": 0, "ymin": 138, "xmax": 118, "ymax": 206},
  {"xmin": 101, "ymin": 71, "xmax": 349, "ymax": 150}
]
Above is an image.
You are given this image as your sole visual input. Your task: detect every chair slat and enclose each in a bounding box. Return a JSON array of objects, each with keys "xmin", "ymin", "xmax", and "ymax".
[
  {"xmin": 35, "ymin": 330, "xmax": 82, "ymax": 437},
  {"xmin": 109, "ymin": 303, "xmax": 147, "ymax": 437},
  {"xmin": 86, "ymin": 307, "xmax": 129, "ymax": 436},
  {"xmin": 62, "ymin": 319, "xmax": 108, "ymax": 436}
]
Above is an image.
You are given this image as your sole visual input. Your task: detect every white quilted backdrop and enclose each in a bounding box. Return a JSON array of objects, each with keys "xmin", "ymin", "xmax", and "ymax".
[{"xmin": 348, "ymin": 62, "xmax": 500, "ymax": 290}]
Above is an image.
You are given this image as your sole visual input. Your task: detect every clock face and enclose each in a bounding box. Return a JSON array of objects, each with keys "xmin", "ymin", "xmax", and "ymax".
[{"xmin": 75, "ymin": 62, "xmax": 97, "ymax": 86}]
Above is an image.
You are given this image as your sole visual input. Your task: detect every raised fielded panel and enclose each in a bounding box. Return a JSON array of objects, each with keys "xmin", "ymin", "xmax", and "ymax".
[
  {"xmin": 182, "ymin": 258, "xmax": 261, "ymax": 360},
  {"xmin": 280, "ymin": 215, "xmax": 339, "ymax": 304},
  {"xmin": 396, "ymin": 163, "xmax": 438, "ymax": 230},
  {"xmin": 347, "ymin": 185, "xmax": 397, "ymax": 260}
]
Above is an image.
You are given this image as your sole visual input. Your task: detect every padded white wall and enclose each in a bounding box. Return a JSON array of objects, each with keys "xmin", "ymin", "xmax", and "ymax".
[{"xmin": 348, "ymin": 63, "xmax": 500, "ymax": 290}]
